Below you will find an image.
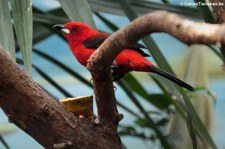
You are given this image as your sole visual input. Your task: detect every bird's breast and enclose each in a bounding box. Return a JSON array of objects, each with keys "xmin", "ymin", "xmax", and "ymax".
[{"xmin": 69, "ymin": 43, "xmax": 95, "ymax": 66}]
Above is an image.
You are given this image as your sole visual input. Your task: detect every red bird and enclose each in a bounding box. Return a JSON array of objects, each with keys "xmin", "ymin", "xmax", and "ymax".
[{"xmin": 53, "ymin": 22, "xmax": 194, "ymax": 91}]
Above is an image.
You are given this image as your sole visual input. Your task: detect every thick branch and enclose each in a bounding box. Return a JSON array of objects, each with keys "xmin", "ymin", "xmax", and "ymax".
[
  {"xmin": 86, "ymin": 10, "xmax": 225, "ymax": 124},
  {"xmin": 0, "ymin": 48, "xmax": 122, "ymax": 149},
  {"xmin": 209, "ymin": 0, "xmax": 225, "ymax": 60}
]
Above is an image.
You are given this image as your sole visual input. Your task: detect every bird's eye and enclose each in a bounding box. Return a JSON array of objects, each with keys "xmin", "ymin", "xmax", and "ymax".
[{"xmin": 72, "ymin": 26, "xmax": 77, "ymax": 31}]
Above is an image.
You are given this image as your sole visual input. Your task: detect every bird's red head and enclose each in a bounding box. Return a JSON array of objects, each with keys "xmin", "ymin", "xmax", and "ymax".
[{"xmin": 53, "ymin": 22, "xmax": 97, "ymax": 43}]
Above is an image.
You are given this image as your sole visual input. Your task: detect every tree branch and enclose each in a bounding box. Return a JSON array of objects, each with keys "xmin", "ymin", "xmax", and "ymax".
[
  {"xmin": 209, "ymin": 0, "xmax": 225, "ymax": 63},
  {"xmin": 0, "ymin": 48, "xmax": 122, "ymax": 149},
  {"xmin": 87, "ymin": 11, "xmax": 225, "ymax": 72},
  {"xmin": 87, "ymin": 11, "xmax": 225, "ymax": 66},
  {"xmin": 86, "ymin": 9, "xmax": 225, "ymax": 140}
]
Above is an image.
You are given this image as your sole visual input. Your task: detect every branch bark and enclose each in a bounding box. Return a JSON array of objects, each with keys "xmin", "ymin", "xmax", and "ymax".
[
  {"xmin": 87, "ymin": 11, "xmax": 225, "ymax": 72},
  {"xmin": 209, "ymin": 0, "xmax": 225, "ymax": 62},
  {"xmin": 0, "ymin": 48, "xmax": 122, "ymax": 149},
  {"xmin": 1, "ymin": 10, "xmax": 225, "ymax": 148},
  {"xmin": 86, "ymin": 10, "xmax": 225, "ymax": 144},
  {"xmin": 87, "ymin": 11, "xmax": 225, "ymax": 63}
]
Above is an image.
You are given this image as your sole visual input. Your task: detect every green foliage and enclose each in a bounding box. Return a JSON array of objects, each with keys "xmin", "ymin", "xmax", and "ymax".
[
  {"xmin": 119, "ymin": 125, "xmax": 156, "ymax": 140},
  {"xmin": 194, "ymin": 0, "xmax": 216, "ymax": 23},
  {"xmin": 0, "ymin": 0, "xmax": 15, "ymax": 58},
  {"xmin": 59, "ymin": 0, "xmax": 96, "ymax": 28},
  {"xmin": 116, "ymin": 1, "xmax": 217, "ymax": 148},
  {"xmin": 11, "ymin": 0, "xmax": 33, "ymax": 72},
  {"xmin": 147, "ymin": 94, "xmax": 171, "ymax": 110}
]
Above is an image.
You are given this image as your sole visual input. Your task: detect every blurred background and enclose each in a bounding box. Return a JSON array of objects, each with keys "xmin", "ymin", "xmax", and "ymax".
[{"xmin": 0, "ymin": 0, "xmax": 224, "ymax": 148}]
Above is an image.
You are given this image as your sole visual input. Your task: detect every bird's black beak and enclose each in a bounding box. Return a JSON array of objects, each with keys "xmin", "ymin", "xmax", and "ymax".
[
  {"xmin": 53, "ymin": 24, "xmax": 70, "ymax": 34},
  {"xmin": 53, "ymin": 24, "xmax": 65, "ymax": 30}
]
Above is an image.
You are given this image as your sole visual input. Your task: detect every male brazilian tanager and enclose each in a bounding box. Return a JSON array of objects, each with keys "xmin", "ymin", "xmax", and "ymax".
[{"xmin": 53, "ymin": 22, "xmax": 194, "ymax": 91}]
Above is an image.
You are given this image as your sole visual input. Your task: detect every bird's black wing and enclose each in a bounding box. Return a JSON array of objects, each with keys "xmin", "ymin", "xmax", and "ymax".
[{"xmin": 83, "ymin": 33, "xmax": 150, "ymax": 57}]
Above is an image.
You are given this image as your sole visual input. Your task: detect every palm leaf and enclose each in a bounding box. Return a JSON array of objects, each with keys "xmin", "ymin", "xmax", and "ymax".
[
  {"xmin": 117, "ymin": 0, "xmax": 217, "ymax": 148},
  {"xmin": 118, "ymin": 80, "xmax": 171, "ymax": 149},
  {"xmin": 59, "ymin": 0, "xmax": 96, "ymax": 28},
  {"xmin": 194, "ymin": 0, "xmax": 216, "ymax": 23},
  {"xmin": 11, "ymin": 0, "xmax": 33, "ymax": 72},
  {"xmin": 0, "ymin": 0, "xmax": 15, "ymax": 58},
  {"xmin": 89, "ymin": 0, "xmax": 201, "ymax": 19}
]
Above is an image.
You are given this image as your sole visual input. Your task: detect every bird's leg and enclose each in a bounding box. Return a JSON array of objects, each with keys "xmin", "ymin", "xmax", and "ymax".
[
  {"xmin": 112, "ymin": 75, "xmax": 124, "ymax": 81},
  {"xmin": 111, "ymin": 66, "xmax": 124, "ymax": 81}
]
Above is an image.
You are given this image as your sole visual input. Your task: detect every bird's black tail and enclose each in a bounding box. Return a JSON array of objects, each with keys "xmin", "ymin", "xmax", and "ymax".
[{"xmin": 150, "ymin": 66, "xmax": 194, "ymax": 91}]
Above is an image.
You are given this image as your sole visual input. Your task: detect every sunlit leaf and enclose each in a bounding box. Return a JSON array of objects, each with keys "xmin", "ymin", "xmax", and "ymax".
[
  {"xmin": 59, "ymin": 0, "xmax": 96, "ymax": 28},
  {"xmin": 11, "ymin": 0, "xmax": 33, "ymax": 72},
  {"xmin": 182, "ymin": 45, "xmax": 216, "ymax": 148},
  {"xmin": 0, "ymin": 0, "xmax": 15, "ymax": 58}
]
